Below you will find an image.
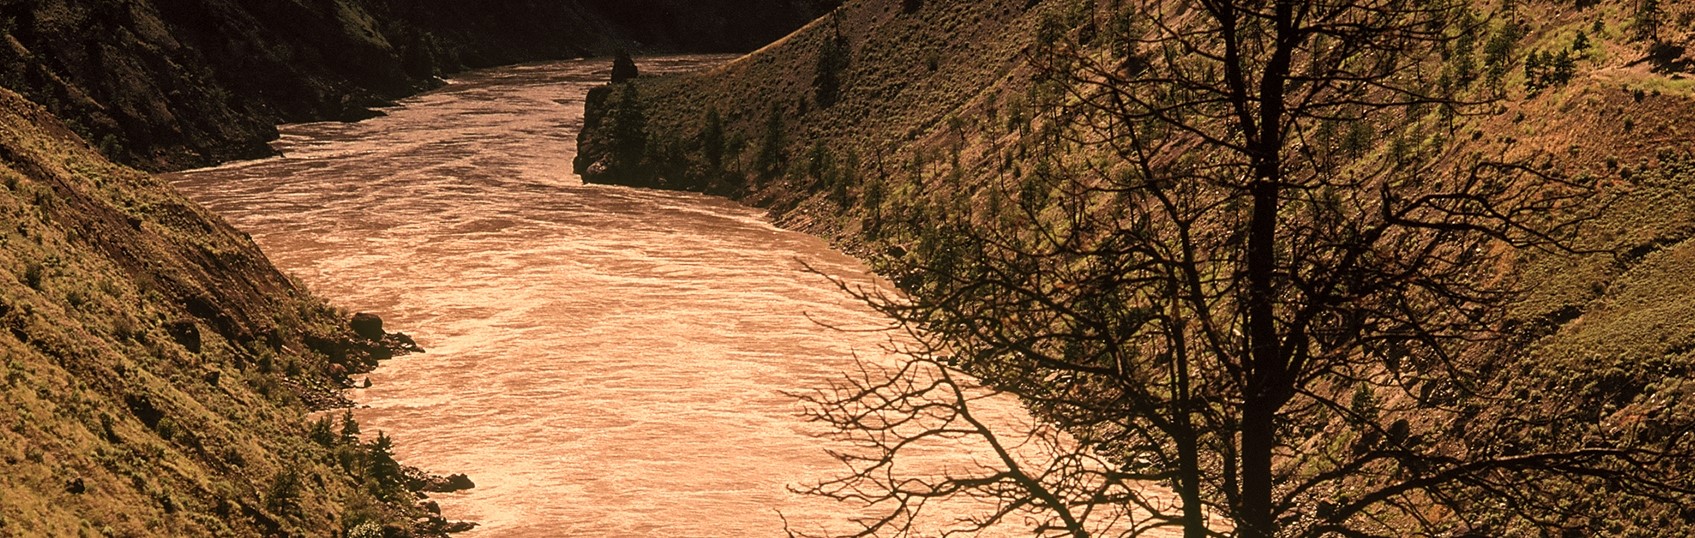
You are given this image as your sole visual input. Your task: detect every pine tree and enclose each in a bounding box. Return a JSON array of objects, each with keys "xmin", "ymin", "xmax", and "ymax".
[
  {"xmin": 702, "ymin": 108, "xmax": 725, "ymax": 171},
  {"xmin": 611, "ymin": 50, "xmax": 639, "ymax": 83},
  {"xmin": 754, "ymin": 105, "xmax": 785, "ymax": 179},
  {"xmin": 611, "ymin": 84, "xmax": 647, "ymax": 173}
]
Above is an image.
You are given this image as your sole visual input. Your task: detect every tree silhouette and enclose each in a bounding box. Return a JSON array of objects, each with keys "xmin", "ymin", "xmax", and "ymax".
[
  {"xmin": 814, "ymin": 23, "xmax": 852, "ymax": 108},
  {"xmin": 612, "ymin": 49, "xmax": 640, "ymax": 83},
  {"xmin": 610, "ymin": 83, "xmax": 647, "ymax": 172},
  {"xmin": 796, "ymin": 1, "xmax": 1694, "ymax": 537},
  {"xmin": 703, "ymin": 107, "xmax": 726, "ymax": 171}
]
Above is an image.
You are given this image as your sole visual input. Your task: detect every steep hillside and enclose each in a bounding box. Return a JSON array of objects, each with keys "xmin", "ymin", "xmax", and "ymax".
[
  {"xmin": 0, "ymin": 87, "xmax": 453, "ymax": 537},
  {"xmin": 579, "ymin": 0, "xmax": 1695, "ymax": 533},
  {"xmin": 0, "ymin": 0, "xmax": 838, "ymax": 171},
  {"xmin": 577, "ymin": 0, "xmax": 1045, "ymax": 210},
  {"xmin": 579, "ymin": 0, "xmax": 1695, "ymax": 248}
]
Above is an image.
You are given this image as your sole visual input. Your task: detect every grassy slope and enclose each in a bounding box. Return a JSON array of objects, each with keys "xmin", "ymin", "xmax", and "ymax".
[
  {"xmin": 0, "ymin": 88, "xmax": 434, "ymax": 537},
  {"xmin": 578, "ymin": 0, "xmax": 1047, "ymax": 220},
  {"xmin": 581, "ymin": 0, "xmax": 1695, "ymax": 531},
  {"xmin": 0, "ymin": 2, "xmax": 842, "ymax": 534}
]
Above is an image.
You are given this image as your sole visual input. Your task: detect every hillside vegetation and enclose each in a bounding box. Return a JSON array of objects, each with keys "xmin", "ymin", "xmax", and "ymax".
[
  {"xmin": 0, "ymin": 87, "xmax": 457, "ymax": 536},
  {"xmin": 580, "ymin": 0, "xmax": 1695, "ymax": 534},
  {"xmin": 0, "ymin": 2, "xmax": 847, "ymax": 535},
  {"xmin": 0, "ymin": 0, "xmax": 838, "ymax": 171}
]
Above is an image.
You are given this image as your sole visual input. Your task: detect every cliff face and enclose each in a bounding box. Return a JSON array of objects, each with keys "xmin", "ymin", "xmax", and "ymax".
[{"xmin": 0, "ymin": 0, "xmax": 839, "ymax": 171}]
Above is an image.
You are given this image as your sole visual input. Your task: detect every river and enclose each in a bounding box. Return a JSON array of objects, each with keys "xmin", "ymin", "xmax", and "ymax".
[{"xmin": 168, "ymin": 56, "xmax": 1123, "ymax": 537}]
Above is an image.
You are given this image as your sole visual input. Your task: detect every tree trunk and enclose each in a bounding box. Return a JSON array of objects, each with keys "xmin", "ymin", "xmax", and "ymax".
[
  {"xmin": 1241, "ymin": 1, "xmax": 1296, "ymax": 532},
  {"xmin": 1177, "ymin": 429, "xmax": 1208, "ymax": 538},
  {"xmin": 1240, "ymin": 394, "xmax": 1278, "ymax": 538}
]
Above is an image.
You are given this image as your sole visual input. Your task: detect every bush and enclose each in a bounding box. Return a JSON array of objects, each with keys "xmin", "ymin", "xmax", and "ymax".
[
  {"xmin": 346, "ymin": 521, "xmax": 384, "ymax": 538},
  {"xmin": 22, "ymin": 261, "xmax": 43, "ymax": 289}
]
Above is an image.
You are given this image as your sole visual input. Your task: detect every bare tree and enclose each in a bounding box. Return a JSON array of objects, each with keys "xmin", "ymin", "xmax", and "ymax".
[{"xmin": 795, "ymin": 1, "xmax": 1694, "ymax": 537}]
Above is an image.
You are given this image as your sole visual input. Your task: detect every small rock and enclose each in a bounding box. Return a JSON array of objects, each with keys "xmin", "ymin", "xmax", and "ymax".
[
  {"xmin": 167, "ymin": 320, "xmax": 201, "ymax": 353},
  {"xmin": 65, "ymin": 477, "xmax": 85, "ymax": 494},
  {"xmin": 444, "ymin": 521, "xmax": 478, "ymax": 533},
  {"xmin": 419, "ymin": 500, "xmax": 441, "ymax": 515},
  {"xmin": 444, "ymin": 473, "xmax": 475, "ymax": 491},
  {"xmin": 350, "ymin": 313, "xmax": 385, "ymax": 340},
  {"xmin": 384, "ymin": 332, "xmax": 424, "ymax": 354},
  {"xmin": 422, "ymin": 473, "xmax": 476, "ymax": 493}
]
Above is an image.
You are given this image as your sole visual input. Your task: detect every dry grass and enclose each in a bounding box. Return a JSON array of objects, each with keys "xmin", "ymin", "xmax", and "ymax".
[
  {"xmin": 0, "ymin": 88, "xmax": 431, "ymax": 536},
  {"xmin": 581, "ymin": 0, "xmax": 1695, "ymax": 531}
]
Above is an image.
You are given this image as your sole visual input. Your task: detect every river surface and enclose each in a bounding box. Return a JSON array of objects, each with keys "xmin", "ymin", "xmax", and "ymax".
[{"xmin": 168, "ymin": 57, "xmax": 1134, "ymax": 537}]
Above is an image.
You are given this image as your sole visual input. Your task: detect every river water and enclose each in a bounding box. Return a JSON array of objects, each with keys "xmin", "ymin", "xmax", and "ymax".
[{"xmin": 168, "ymin": 57, "xmax": 1144, "ymax": 537}]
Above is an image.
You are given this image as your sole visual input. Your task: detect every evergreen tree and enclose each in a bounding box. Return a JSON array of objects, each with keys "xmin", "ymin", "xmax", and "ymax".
[
  {"xmin": 813, "ymin": 29, "xmax": 851, "ymax": 108},
  {"xmin": 754, "ymin": 105, "xmax": 785, "ymax": 179},
  {"xmin": 1635, "ymin": 0, "xmax": 1663, "ymax": 42},
  {"xmin": 611, "ymin": 50, "xmax": 639, "ymax": 83},
  {"xmin": 702, "ymin": 108, "xmax": 725, "ymax": 171},
  {"xmin": 611, "ymin": 84, "xmax": 647, "ymax": 173}
]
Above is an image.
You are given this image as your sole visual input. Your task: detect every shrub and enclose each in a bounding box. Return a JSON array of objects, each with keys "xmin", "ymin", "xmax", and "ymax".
[
  {"xmin": 346, "ymin": 521, "xmax": 385, "ymax": 538},
  {"xmin": 22, "ymin": 261, "xmax": 43, "ymax": 289},
  {"xmin": 310, "ymin": 416, "xmax": 337, "ymax": 447}
]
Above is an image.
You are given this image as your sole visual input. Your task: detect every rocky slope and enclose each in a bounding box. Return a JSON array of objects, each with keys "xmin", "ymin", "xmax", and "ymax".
[
  {"xmin": 0, "ymin": 84, "xmax": 462, "ymax": 536},
  {"xmin": 578, "ymin": 0, "xmax": 1695, "ymax": 532},
  {"xmin": 0, "ymin": 0, "xmax": 839, "ymax": 171}
]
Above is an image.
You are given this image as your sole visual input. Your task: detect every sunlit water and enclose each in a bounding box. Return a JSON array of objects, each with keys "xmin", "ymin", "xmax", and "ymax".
[{"xmin": 169, "ymin": 57, "xmax": 1159, "ymax": 537}]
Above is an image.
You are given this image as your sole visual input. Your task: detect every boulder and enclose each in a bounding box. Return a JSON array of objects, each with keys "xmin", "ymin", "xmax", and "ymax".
[
  {"xmin": 350, "ymin": 313, "xmax": 385, "ymax": 340},
  {"xmin": 444, "ymin": 521, "xmax": 478, "ymax": 533},
  {"xmin": 421, "ymin": 473, "xmax": 476, "ymax": 493},
  {"xmin": 383, "ymin": 332, "xmax": 425, "ymax": 354},
  {"xmin": 444, "ymin": 473, "xmax": 476, "ymax": 491},
  {"xmin": 167, "ymin": 320, "xmax": 201, "ymax": 353}
]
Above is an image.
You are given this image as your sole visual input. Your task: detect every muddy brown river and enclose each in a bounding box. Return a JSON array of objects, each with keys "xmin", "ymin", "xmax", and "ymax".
[{"xmin": 169, "ymin": 57, "xmax": 1156, "ymax": 537}]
